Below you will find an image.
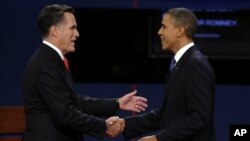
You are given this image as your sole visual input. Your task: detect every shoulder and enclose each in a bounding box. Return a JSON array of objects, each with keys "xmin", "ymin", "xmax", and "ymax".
[{"xmin": 188, "ymin": 47, "xmax": 215, "ymax": 76}]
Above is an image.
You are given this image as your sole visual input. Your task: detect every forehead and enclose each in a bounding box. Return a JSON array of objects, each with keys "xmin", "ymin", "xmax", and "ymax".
[
  {"xmin": 62, "ymin": 12, "xmax": 76, "ymax": 24},
  {"xmin": 162, "ymin": 14, "xmax": 174, "ymax": 24}
]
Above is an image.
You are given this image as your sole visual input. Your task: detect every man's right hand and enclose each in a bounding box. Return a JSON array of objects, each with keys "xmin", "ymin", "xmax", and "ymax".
[{"xmin": 105, "ymin": 116, "xmax": 125, "ymax": 138}]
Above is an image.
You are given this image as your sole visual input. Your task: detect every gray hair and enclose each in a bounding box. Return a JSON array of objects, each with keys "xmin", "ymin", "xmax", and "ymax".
[{"xmin": 37, "ymin": 4, "xmax": 74, "ymax": 37}]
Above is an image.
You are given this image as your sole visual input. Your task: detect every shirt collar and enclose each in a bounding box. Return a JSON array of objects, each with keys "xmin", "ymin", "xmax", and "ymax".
[
  {"xmin": 174, "ymin": 42, "xmax": 194, "ymax": 62},
  {"xmin": 43, "ymin": 40, "xmax": 64, "ymax": 60}
]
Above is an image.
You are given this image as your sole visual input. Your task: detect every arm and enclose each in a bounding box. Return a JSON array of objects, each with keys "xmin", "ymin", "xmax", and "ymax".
[
  {"xmin": 78, "ymin": 90, "xmax": 148, "ymax": 117},
  {"xmin": 36, "ymin": 63, "xmax": 107, "ymax": 138},
  {"xmin": 123, "ymin": 108, "xmax": 161, "ymax": 139},
  {"xmin": 78, "ymin": 95, "xmax": 118, "ymax": 117}
]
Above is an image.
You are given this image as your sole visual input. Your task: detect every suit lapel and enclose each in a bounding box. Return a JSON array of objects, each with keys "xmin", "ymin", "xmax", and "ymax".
[
  {"xmin": 42, "ymin": 44, "xmax": 76, "ymax": 93},
  {"xmin": 162, "ymin": 46, "xmax": 195, "ymax": 104},
  {"xmin": 40, "ymin": 44, "xmax": 81, "ymax": 109},
  {"xmin": 63, "ymin": 70, "xmax": 75, "ymax": 91}
]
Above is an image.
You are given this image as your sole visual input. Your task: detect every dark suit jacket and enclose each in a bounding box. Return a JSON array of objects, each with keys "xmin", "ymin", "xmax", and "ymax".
[
  {"xmin": 124, "ymin": 46, "xmax": 216, "ymax": 141},
  {"xmin": 22, "ymin": 43, "xmax": 118, "ymax": 141}
]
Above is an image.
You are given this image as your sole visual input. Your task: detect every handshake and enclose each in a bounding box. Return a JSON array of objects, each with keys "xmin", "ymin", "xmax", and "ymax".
[
  {"xmin": 105, "ymin": 116, "xmax": 125, "ymax": 138},
  {"xmin": 103, "ymin": 90, "xmax": 149, "ymax": 139}
]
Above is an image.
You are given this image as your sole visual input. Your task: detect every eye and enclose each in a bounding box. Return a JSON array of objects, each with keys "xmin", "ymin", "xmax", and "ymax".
[
  {"xmin": 162, "ymin": 25, "xmax": 166, "ymax": 29},
  {"xmin": 70, "ymin": 25, "xmax": 77, "ymax": 30}
]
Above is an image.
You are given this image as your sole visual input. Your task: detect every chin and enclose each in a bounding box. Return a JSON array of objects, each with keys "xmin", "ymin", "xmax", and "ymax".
[
  {"xmin": 69, "ymin": 47, "xmax": 75, "ymax": 52},
  {"xmin": 161, "ymin": 46, "xmax": 168, "ymax": 51}
]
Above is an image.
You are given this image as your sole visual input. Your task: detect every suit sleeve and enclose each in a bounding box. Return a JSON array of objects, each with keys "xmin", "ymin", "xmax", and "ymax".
[
  {"xmin": 35, "ymin": 62, "xmax": 113, "ymax": 139},
  {"xmin": 123, "ymin": 108, "xmax": 162, "ymax": 139},
  {"xmin": 156, "ymin": 57, "xmax": 215, "ymax": 141},
  {"xmin": 78, "ymin": 95, "xmax": 117, "ymax": 117}
]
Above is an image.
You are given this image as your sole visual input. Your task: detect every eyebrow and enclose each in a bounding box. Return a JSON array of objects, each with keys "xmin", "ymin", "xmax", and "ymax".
[
  {"xmin": 161, "ymin": 23, "xmax": 166, "ymax": 27},
  {"xmin": 70, "ymin": 25, "xmax": 77, "ymax": 29}
]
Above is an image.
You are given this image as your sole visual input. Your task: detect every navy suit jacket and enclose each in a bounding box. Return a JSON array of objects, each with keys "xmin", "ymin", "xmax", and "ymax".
[
  {"xmin": 124, "ymin": 46, "xmax": 216, "ymax": 141},
  {"xmin": 22, "ymin": 43, "xmax": 118, "ymax": 141}
]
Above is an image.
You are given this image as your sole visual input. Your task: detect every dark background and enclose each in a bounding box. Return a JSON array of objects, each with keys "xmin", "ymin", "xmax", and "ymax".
[
  {"xmin": 0, "ymin": 0, "xmax": 250, "ymax": 141},
  {"xmin": 69, "ymin": 8, "xmax": 250, "ymax": 84}
]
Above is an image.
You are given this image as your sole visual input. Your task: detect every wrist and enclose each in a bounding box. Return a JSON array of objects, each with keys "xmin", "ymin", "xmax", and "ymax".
[{"xmin": 116, "ymin": 99, "xmax": 120, "ymax": 110}]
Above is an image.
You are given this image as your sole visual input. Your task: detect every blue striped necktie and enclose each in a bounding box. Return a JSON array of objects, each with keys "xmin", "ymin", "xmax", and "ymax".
[{"xmin": 169, "ymin": 57, "xmax": 176, "ymax": 72}]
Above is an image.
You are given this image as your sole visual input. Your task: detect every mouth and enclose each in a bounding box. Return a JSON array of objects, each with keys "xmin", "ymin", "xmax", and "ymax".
[
  {"xmin": 160, "ymin": 36, "xmax": 164, "ymax": 41},
  {"xmin": 160, "ymin": 38, "xmax": 165, "ymax": 44},
  {"xmin": 71, "ymin": 40, "xmax": 76, "ymax": 45}
]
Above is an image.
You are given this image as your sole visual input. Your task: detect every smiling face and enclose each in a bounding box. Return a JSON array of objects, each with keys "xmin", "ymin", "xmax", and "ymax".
[
  {"xmin": 52, "ymin": 12, "xmax": 79, "ymax": 54},
  {"xmin": 158, "ymin": 14, "xmax": 180, "ymax": 54}
]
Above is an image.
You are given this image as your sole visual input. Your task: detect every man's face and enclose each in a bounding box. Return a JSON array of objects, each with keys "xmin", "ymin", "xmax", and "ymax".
[
  {"xmin": 55, "ymin": 12, "xmax": 79, "ymax": 54},
  {"xmin": 158, "ymin": 14, "xmax": 180, "ymax": 53}
]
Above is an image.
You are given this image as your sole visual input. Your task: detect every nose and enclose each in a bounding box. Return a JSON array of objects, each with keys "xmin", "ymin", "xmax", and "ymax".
[
  {"xmin": 75, "ymin": 29, "xmax": 80, "ymax": 38},
  {"xmin": 157, "ymin": 28, "xmax": 162, "ymax": 35}
]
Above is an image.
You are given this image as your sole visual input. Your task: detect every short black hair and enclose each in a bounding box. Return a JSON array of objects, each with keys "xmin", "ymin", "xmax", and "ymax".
[
  {"xmin": 163, "ymin": 7, "xmax": 197, "ymax": 39},
  {"xmin": 37, "ymin": 4, "xmax": 74, "ymax": 38}
]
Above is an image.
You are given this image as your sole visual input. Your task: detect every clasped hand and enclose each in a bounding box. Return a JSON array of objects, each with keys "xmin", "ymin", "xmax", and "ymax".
[
  {"xmin": 105, "ymin": 116, "xmax": 125, "ymax": 138},
  {"xmin": 105, "ymin": 90, "xmax": 148, "ymax": 138}
]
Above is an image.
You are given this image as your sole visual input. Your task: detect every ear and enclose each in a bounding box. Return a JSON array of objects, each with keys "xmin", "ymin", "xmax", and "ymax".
[
  {"xmin": 177, "ymin": 26, "xmax": 185, "ymax": 38},
  {"xmin": 49, "ymin": 25, "xmax": 58, "ymax": 38}
]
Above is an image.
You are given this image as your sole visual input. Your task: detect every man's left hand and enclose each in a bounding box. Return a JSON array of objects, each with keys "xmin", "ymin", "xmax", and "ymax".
[
  {"xmin": 137, "ymin": 135, "xmax": 158, "ymax": 141},
  {"xmin": 118, "ymin": 90, "xmax": 148, "ymax": 113}
]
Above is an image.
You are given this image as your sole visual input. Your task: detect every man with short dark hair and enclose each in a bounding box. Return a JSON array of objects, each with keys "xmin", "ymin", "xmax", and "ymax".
[
  {"xmin": 122, "ymin": 7, "xmax": 216, "ymax": 141},
  {"xmin": 22, "ymin": 4, "xmax": 147, "ymax": 141}
]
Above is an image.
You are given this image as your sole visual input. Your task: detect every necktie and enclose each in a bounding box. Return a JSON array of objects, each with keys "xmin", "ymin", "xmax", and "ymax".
[
  {"xmin": 63, "ymin": 57, "xmax": 70, "ymax": 73},
  {"xmin": 169, "ymin": 57, "xmax": 176, "ymax": 72}
]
